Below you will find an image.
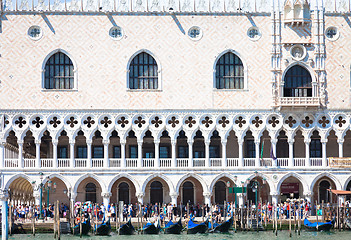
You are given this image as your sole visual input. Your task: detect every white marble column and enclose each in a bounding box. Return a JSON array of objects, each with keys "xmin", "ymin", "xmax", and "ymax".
[
  {"xmin": 69, "ymin": 140, "xmax": 75, "ymax": 168},
  {"xmin": 137, "ymin": 193, "xmax": 144, "ymax": 204},
  {"xmin": 205, "ymin": 140, "xmax": 210, "ymax": 167},
  {"xmin": 52, "ymin": 140, "xmax": 58, "ymax": 169},
  {"xmin": 103, "ymin": 140, "xmax": 109, "ymax": 168},
  {"xmin": 170, "ymin": 192, "xmax": 178, "ymax": 206},
  {"xmin": 120, "ymin": 140, "xmax": 126, "ymax": 168},
  {"xmin": 288, "ymin": 139, "xmax": 294, "ymax": 167},
  {"xmin": 171, "ymin": 139, "xmax": 176, "ymax": 168},
  {"xmin": 0, "ymin": 190, "xmax": 9, "ymax": 240},
  {"xmin": 101, "ymin": 192, "xmax": 111, "ymax": 207},
  {"xmin": 35, "ymin": 140, "xmax": 41, "ymax": 168},
  {"xmin": 188, "ymin": 140, "xmax": 193, "ymax": 168},
  {"xmin": 305, "ymin": 139, "xmax": 311, "ymax": 167},
  {"xmin": 86, "ymin": 139, "xmax": 92, "ymax": 168},
  {"xmin": 0, "ymin": 141, "xmax": 5, "ymax": 168},
  {"xmin": 238, "ymin": 139, "xmax": 244, "ymax": 167},
  {"xmin": 237, "ymin": 193, "xmax": 245, "ymax": 208},
  {"xmin": 271, "ymin": 139, "xmax": 277, "ymax": 167},
  {"xmin": 271, "ymin": 192, "xmax": 279, "ymax": 206},
  {"xmin": 18, "ymin": 140, "xmax": 23, "ymax": 168},
  {"xmin": 255, "ymin": 140, "xmax": 260, "ymax": 167},
  {"xmin": 221, "ymin": 140, "xmax": 227, "ymax": 167},
  {"xmin": 33, "ymin": 190, "xmax": 41, "ymax": 206},
  {"xmin": 338, "ymin": 139, "xmax": 344, "ymax": 158},
  {"xmin": 321, "ymin": 139, "xmax": 327, "ymax": 167},
  {"xmin": 203, "ymin": 192, "xmax": 211, "ymax": 206},
  {"xmin": 137, "ymin": 140, "xmax": 143, "ymax": 168},
  {"xmin": 154, "ymin": 139, "xmax": 160, "ymax": 168}
]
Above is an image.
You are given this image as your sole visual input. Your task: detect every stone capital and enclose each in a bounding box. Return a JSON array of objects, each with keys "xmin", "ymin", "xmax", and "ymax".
[
  {"xmin": 187, "ymin": 139, "xmax": 194, "ymax": 145},
  {"xmin": 102, "ymin": 140, "xmax": 110, "ymax": 145},
  {"xmin": 0, "ymin": 189, "xmax": 9, "ymax": 201},
  {"xmin": 221, "ymin": 139, "xmax": 227, "ymax": 145},
  {"xmin": 337, "ymin": 139, "xmax": 344, "ymax": 144},
  {"xmin": 154, "ymin": 139, "xmax": 160, "ymax": 145},
  {"xmin": 203, "ymin": 192, "xmax": 211, "ymax": 198},
  {"xmin": 303, "ymin": 191, "xmax": 312, "ymax": 197},
  {"xmin": 17, "ymin": 140, "xmax": 24, "ymax": 145},
  {"xmin": 304, "ymin": 139, "xmax": 311, "ymax": 144},
  {"xmin": 270, "ymin": 191, "xmax": 279, "ymax": 196},
  {"xmin": 52, "ymin": 139, "xmax": 59, "ymax": 145},
  {"xmin": 86, "ymin": 139, "xmax": 93, "ymax": 145},
  {"xmin": 169, "ymin": 192, "xmax": 178, "ymax": 198},
  {"xmin": 136, "ymin": 192, "xmax": 144, "ymax": 199},
  {"xmin": 120, "ymin": 139, "xmax": 127, "ymax": 145},
  {"xmin": 69, "ymin": 140, "xmax": 75, "ymax": 145},
  {"xmin": 35, "ymin": 140, "xmax": 41, "ymax": 145},
  {"xmin": 101, "ymin": 192, "xmax": 112, "ymax": 198}
]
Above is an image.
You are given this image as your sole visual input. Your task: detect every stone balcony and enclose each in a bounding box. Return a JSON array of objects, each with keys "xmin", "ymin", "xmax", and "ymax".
[
  {"xmin": 2, "ymin": 157, "xmax": 329, "ymax": 170},
  {"xmin": 278, "ymin": 97, "xmax": 320, "ymax": 108}
]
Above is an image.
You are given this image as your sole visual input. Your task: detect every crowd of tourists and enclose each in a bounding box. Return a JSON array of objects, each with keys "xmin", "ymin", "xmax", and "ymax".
[{"xmin": 6, "ymin": 199, "xmax": 351, "ymax": 223}]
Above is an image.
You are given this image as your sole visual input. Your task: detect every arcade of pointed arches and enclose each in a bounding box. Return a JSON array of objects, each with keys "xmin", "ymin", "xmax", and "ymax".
[{"xmin": 3, "ymin": 172, "xmax": 350, "ymax": 206}]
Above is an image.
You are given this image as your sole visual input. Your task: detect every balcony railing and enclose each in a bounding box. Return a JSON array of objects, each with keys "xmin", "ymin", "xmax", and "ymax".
[
  {"xmin": 279, "ymin": 97, "xmax": 320, "ymax": 107},
  {"xmin": 1, "ymin": 157, "xmax": 331, "ymax": 169}
]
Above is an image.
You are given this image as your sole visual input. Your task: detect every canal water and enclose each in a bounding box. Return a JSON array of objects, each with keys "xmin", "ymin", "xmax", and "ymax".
[{"xmin": 4, "ymin": 231, "xmax": 351, "ymax": 240}]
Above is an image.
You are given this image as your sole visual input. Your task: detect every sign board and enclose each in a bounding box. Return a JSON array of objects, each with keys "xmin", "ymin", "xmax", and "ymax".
[
  {"xmin": 229, "ymin": 187, "xmax": 247, "ymax": 194},
  {"xmin": 281, "ymin": 183, "xmax": 299, "ymax": 194},
  {"xmin": 329, "ymin": 157, "xmax": 351, "ymax": 168}
]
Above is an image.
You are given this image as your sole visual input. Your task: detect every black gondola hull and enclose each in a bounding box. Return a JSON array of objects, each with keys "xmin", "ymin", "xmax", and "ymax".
[
  {"xmin": 304, "ymin": 218, "xmax": 334, "ymax": 231},
  {"xmin": 142, "ymin": 224, "xmax": 160, "ymax": 234},
  {"xmin": 164, "ymin": 220, "xmax": 183, "ymax": 234},
  {"xmin": 209, "ymin": 217, "xmax": 233, "ymax": 233},
  {"xmin": 73, "ymin": 220, "xmax": 91, "ymax": 236},
  {"xmin": 119, "ymin": 220, "xmax": 135, "ymax": 235},
  {"xmin": 95, "ymin": 220, "xmax": 111, "ymax": 236},
  {"xmin": 187, "ymin": 224, "xmax": 208, "ymax": 234}
]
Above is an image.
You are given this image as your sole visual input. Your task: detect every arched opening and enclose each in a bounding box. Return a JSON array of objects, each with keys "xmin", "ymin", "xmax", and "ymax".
[
  {"xmin": 182, "ymin": 181, "xmax": 194, "ymax": 205},
  {"xmin": 40, "ymin": 130, "xmax": 53, "ymax": 159},
  {"xmin": 279, "ymin": 176, "xmax": 303, "ymax": 202},
  {"xmin": 42, "ymin": 177, "xmax": 69, "ymax": 206},
  {"xmin": 23, "ymin": 131, "xmax": 36, "ymax": 160},
  {"xmin": 283, "ymin": 65, "xmax": 312, "ymax": 97},
  {"xmin": 226, "ymin": 130, "xmax": 238, "ymax": 158},
  {"xmin": 58, "ymin": 130, "xmax": 70, "ymax": 159},
  {"xmin": 312, "ymin": 177, "xmax": 337, "ymax": 204},
  {"xmin": 247, "ymin": 177, "xmax": 271, "ymax": 204},
  {"xmin": 177, "ymin": 130, "xmax": 188, "ymax": 158},
  {"xmin": 260, "ymin": 130, "xmax": 271, "ymax": 166},
  {"xmin": 8, "ymin": 177, "xmax": 34, "ymax": 206},
  {"xmin": 277, "ymin": 130, "xmax": 289, "ymax": 158},
  {"xmin": 109, "ymin": 130, "xmax": 121, "ymax": 163},
  {"xmin": 126, "ymin": 130, "xmax": 137, "ymax": 158},
  {"xmin": 214, "ymin": 181, "xmax": 226, "ymax": 204},
  {"xmin": 310, "ymin": 130, "xmax": 321, "ymax": 158},
  {"xmin": 85, "ymin": 183, "xmax": 97, "ymax": 203},
  {"xmin": 110, "ymin": 177, "xmax": 137, "ymax": 204},
  {"xmin": 44, "ymin": 51, "xmax": 74, "ymax": 90},
  {"xmin": 244, "ymin": 130, "xmax": 255, "ymax": 158},
  {"xmin": 215, "ymin": 51, "xmax": 244, "ymax": 89},
  {"xmin": 142, "ymin": 130, "xmax": 154, "ymax": 159},
  {"xmin": 5, "ymin": 131, "xmax": 19, "ymax": 161},
  {"xmin": 327, "ymin": 130, "xmax": 338, "ymax": 158},
  {"xmin": 76, "ymin": 177, "xmax": 102, "ymax": 203},
  {"xmin": 177, "ymin": 177, "xmax": 204, "ymax": 206},
  {"xmin": 193, "ymin": 130, "xmax": 205, "ymax": 159},
  {"xmin": 75, "ymin": 130, "xmax": 87, "ymax": 160},
  {"xmin": 92, "ymin": 130, "xmax": 104, "ymax": 159},
  {"xmin": 343, "ymin": 130, "xmax": 351, "ymax": 157},
  {"xmin": 150, "ymin": 181, "xmax": 163, "ymax": 204},
  {"xmin": 159, "ymin": 130, "xmax": 171, "ymax": 159},
  {"xmin": 210, "ymin": 130, "xmax": 221, "ymax": 159},
  {"xmin": 293, "ymin": 130, "xmax": 305, "ymax": 158},
  {"xmin": 118, "ymin": 182, "xmax": 130, "ymax": 204},
  {"xmin": 346, "ymin": 180, "xmax": 351, "ymax": 201},
  {"xmin": 128, "ymin": 52, "xmax": 158, "ymax": 89}
]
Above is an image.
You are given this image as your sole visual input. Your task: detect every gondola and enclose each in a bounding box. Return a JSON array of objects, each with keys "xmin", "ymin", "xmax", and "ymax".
[
  {"xmin": 187, "ymin": 219, "xmax": 208, "ymax": 234},
  {"xmin": 208, "ymin": 216, "xmax": 233, "ymax": 233},
  {"xmin": 95, "ymin": 219, "xmax": 111, "ymax": 236},
  {"xmin": 164, "ymin": 218, "xmax": 183, "ymax": 234},
  {"xmin": 119, "ymin": 219, "xmax": 135, "ymax": 235},
  {"xmin": 142, "ymin": 220, "xmax": 161, "ymax": 234},
  {"xmin": 303, "ymin": 218, "xmax": 335, "ymax": 231},
  {"xmin": 73, "ymin": 218, "xmax": 91, "ymax": 235}
]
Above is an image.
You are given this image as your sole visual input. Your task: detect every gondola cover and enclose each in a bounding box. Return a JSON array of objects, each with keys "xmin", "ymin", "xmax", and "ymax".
[
  {"xmin": 95, "ymin": 219, "xmax": 111, "ymax": 236},
  {"xmin": 73, "ymin": 218, "xmax": 91, "ymax": 235},
  {"xmin": 209, "ymin": 216, "xmax": 233, "ymax": 233},
  {"xmin": 119, "ymin": 219, "xmax": 135, "ymax": 235},
  {"xmin": 303, "ymin": 218, "xmax": 335, "ymax": 231},
  {"xmin": 187, "ymin": 219, "xmax": 208, "ymax": 234},
  {"xmin": 164, "ymin": 219, "xmax": 183, "ymax": 234}
]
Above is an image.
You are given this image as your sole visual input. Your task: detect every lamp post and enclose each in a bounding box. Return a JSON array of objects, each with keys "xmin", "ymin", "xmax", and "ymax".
[
  {"xmin": 46, "ymin": 179, "xmax": 56, "ymax": 208},
  {"xmin": 31, "ymin": 172, "xmax": 56, "ymax": 219}
]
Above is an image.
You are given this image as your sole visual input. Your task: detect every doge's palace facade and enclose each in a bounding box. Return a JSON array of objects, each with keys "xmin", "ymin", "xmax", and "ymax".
[{"xmin": 1, "ymin": 0, "xmax": 351, "ymax": 207}]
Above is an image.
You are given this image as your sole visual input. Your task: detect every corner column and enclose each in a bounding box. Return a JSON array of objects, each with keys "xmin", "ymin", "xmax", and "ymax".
[
  {"xmin": 221, "ymin": 139, "xmax": 227, "ymax": 167},
  {"xmin": 188, "ymin": 139, "xmax": 193, "ymax": 168},
  {"xmin": 69, "ymin": 140, "xmax": 75, "ymax": 168},
  {"xmin": 205, "ymin": 140, "xmax": 210, "ymax": 168},
  {"xmin": 137, "ymin": 140, "xmax": 143, "ymax": 168},
  {"xmin": 321, "ymin": 139, "xmax": 327, "ymax": 167},
  {"xmin": 0, "ymin": 190, "xmax": 9, "ymax": 240},
  {"xmin": 103, "ymin": 140, "xmax": 109, "ymax": 168},
  {"xmin": 338, "ymin": 139, "xmax": 344, "ymax": 158},
  {"xmin": 52, "ymin": 140, "xmax": 58, "ymax": 169},
  {"xmin": 288, "ymin": 139, "xmax": 294, "ymax": 167},
  {"xmin": 238, "ymin": 139, "xmax": 244, "ymax": 167},
  {"xmin": 101, "ymin": 192, "xmax": 111, "ymax": 207},
  {"xmin": 305, "ymin": 139, "xmax": 311, "ymax": 167},
  {"xmin": 18, "ymin": 140, "xmax": 23, "ymax": 168},
  {"xmin": 120, "ymin": 139, "xmax": 126, "ymax": 168},
  {"xmin": 86, "ymin": 139, "xmax": 92, "ymax": 168},
  {"xmin": 271, "ymin": 192, "xmax": 279, "ymax": 206},
  {"xmin": 170, "ymin": 192, "xmax": 178, "ymax": 206},
  {"xmin": 203, "ymin": 192, "xmax": 211, "ymax": 206},
  {"xmin": 35, "ymin": 140, "xmax": 41, "ymax": 168},
  {"xmin": 137, "ymin": 193, "xmax": 144, "ymax": 204}
]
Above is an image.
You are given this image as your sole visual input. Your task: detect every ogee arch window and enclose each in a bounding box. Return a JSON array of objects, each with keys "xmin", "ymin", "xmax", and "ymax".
[
  {"xmin": 215, "ymin": 52, "xmax": 244, "ymax": 89},
  {"xmin": 44, "ymin": 52, "xmax": 74, "ymax": 89},
  {"xmin": 284, "ymin": 65, "xmax": 312, "ymax": 97},
  {"xmin": 129, "ymin": 52, "xmax": 158, "ymax": 89}
]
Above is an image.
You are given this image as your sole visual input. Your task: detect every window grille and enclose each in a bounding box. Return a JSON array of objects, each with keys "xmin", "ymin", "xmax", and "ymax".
[
  {"xmin": 215, "ymin": 52, "xmax": 244, "ymax": 89},
  {"xmin": 129, "ymin": 52, "xmax": 158, "ymax": 89},
  {"xmin": 44, "ymin": 52, "xmax": 74, "ymax": 89}
]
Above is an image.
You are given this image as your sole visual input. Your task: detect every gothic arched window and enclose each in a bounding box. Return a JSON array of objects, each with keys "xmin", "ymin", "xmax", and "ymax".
[
  {"xmin": 85, "ymin": 182, "xmax": 97, "ymax": 203},
  {"xmin": 284, "ymin": 65, "xmax": 312, "ymax": 97},
  {"xmin": 215, "ymin": 52, "xmax": 244, "ymax": 89},
  {"xmin": 129, "ymin": 52, "xmax": 158, "ymax": 89},
  {"xmin": 44, "ymin": 52, "xmax": 74, "ymax": 89}
]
